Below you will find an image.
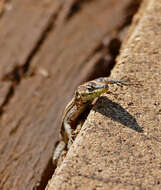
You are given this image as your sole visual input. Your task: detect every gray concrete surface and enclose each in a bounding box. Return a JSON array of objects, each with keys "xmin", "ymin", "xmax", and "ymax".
[{"xmin": 46, "ymin": 0, "xmax": 161, "ymax": 189}]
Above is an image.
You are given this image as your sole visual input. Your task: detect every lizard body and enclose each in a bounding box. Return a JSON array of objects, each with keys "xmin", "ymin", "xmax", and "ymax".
[{"xmin": 53, "ymin": 77, "xmax": 127, "ymax": 164}]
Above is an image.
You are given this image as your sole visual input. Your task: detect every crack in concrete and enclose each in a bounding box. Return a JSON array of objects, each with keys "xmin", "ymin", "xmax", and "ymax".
[{"xmin": 34, "ymin": 158, "xmax": 56, "ymax": 190}]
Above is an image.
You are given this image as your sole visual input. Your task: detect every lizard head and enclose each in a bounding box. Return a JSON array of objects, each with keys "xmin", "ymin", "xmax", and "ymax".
[{"xmin": 75, "ymin": 77, "xmax": 109, "ymax": 106}]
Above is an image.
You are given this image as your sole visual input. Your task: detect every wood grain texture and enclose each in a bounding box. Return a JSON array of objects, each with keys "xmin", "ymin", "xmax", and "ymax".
[{"xmin": 0, "ymin": 0, "xmax": 63, "ymax": 76}]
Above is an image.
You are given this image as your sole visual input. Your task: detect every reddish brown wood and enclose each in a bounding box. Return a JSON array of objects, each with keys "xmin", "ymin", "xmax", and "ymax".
[
  {"xmin": 0, "ymin": 0, "xmax": 63, "ymax": 76},
  {"xmin": 0, "ymin": 81, "xmax": 11, "ymax": 106}
]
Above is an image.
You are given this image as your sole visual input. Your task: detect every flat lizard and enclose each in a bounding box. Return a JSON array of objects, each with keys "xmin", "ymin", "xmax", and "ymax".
[{"xmin": 53, "ymin": 77, "xmax": 127, "ymax": 165}]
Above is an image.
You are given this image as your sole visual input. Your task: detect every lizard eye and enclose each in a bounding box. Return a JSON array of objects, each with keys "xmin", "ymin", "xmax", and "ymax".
[
  {"xmin": 87, "ymin": 86, "xmax": 94, "ymax": 92},
  {"xmin": 75, "ymin": 91, "xmax": 80, "ymax": 99},
  {"xmin": 87, "ymin": 82, "xmax": 97, "ymax": 90}
]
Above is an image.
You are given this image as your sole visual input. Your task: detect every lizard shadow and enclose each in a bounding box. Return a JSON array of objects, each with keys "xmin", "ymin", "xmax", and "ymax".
[{"xmin": 93, "ymin": 96, "xmax": 143, "ymax": 133}]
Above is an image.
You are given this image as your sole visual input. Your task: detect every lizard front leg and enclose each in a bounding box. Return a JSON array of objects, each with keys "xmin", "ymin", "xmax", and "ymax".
[
  {"xmin": 53, "ymin": 98, "xmax": 86, "ymax": 164},
  {"xmin": 63, "ymin": 103, "xmax": 87, "ymax": 149}
]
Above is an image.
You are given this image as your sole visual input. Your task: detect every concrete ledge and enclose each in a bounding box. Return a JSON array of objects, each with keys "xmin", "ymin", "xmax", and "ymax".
[{"xmin": 46, "ymin": 0, "xmax": 161, "ymax": 189}]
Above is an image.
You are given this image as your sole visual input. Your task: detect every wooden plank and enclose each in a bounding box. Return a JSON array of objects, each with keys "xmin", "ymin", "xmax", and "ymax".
[
  {"xmin": 0, "ymin": 0, "xmax": 63, "ymax": 77},
  {"xmin": 0, "ymin": 0, "xmax": 134, "ymax": 189},
  {"xmin": 0, "ymin": 81, "xmax": 11, "ymax": 108},
  {"xmin": 0, "ymin": 0, "xmax": 6, "ymax": 16},
  {"xmin": 0, "ymin": 0, "xmax": 64, "ymax": 110}
]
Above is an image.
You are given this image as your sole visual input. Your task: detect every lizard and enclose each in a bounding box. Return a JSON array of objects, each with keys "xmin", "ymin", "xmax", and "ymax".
[{"xmin": 53, "ymin": 77, "xmax": 127, "ymax": 165}]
